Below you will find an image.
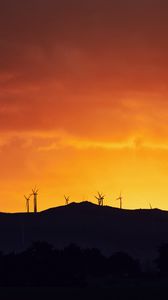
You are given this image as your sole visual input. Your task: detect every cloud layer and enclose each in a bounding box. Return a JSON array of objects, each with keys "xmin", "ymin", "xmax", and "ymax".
[{"xmin": 1, "ymin": 0, "xmax": 168, "ymax": 136}]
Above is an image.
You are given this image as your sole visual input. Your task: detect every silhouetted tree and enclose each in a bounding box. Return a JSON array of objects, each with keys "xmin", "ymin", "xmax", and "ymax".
[
  {"xmin": 62, "ymin": 244, "xmax": 85, "ymax": 283},
  {"xmin": 18, "ymin": 241, "xmax": 56, "ymax": 286},
  {"xmin": 108, "ymin": 252, "xmax": 141, "ymax": 277},
  {"xmin": 156, "ymin": 243, "xmax": 168, "ymax": 276},
  {"xmin": 83, "ymin": 248, "xmax": 107, "ymax": 276},
  {"xmin": 0, "ymin": 242, "xmax": 143, "ymax": 286}
]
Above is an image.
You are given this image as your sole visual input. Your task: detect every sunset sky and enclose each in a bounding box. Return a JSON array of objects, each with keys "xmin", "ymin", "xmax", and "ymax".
[{"xmin": 1, "ymin": 0, "xmax": 168, "ymax": 212}]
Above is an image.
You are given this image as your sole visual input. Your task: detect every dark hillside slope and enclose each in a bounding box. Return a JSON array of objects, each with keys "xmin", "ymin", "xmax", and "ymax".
[{"xmin": 0, "ymin": 202, "xmax": 167, "ymax": 263}]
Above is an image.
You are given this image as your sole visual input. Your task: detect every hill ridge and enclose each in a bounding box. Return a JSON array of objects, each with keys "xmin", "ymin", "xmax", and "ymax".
[{"xmin": 0, "ymin": 201, "xmax": 167, "ymax": 263}]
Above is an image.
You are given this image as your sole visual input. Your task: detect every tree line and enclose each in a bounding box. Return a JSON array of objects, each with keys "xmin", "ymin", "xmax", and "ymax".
[{"xmin": 0, "ymin": 241, "xmax": 167, "ymax": 286}]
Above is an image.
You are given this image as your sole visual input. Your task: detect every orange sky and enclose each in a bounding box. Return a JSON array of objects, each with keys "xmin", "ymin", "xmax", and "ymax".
[{"xmin": 1, "ymin": 0, "xmax": 168, "ymax": 212}]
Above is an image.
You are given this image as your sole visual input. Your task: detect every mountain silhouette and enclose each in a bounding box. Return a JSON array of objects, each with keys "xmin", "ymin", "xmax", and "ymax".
[{"xmin": 0, "ymin": 201, "xmax": 168, "ymax": 265}]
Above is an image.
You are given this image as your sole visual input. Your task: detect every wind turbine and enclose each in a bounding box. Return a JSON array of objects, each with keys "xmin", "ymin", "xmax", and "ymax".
[
  {"xmin": 24, "ymin": 194, "xmax": 32, "ymax": 213},
  {"xmin": 149, "ymin": 203, "xmax": 153, "ymax": 209},
  {"xmin": 95, "ymin": 192, "xmax": 105, "ymax": 206},
  {"xmin": 64, "ymin": 195, "xmax": 70, "ymax": 205},
  {"xmin": 32, "ymin": 187, "xmax": 39, "ymax": 213},
  {"xmin": 116, "ymin": 192, "xmax": 123, "ymax": 209}
]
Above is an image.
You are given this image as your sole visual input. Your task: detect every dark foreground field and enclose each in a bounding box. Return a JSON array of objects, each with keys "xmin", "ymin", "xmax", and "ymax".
[{"xmin": 1, "ymin": 283, "xmax": 168, "ymax": 300}]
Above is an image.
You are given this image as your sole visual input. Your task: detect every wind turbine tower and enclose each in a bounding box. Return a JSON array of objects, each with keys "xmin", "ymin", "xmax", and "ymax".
[
  {"xmin": 24, "ymin": 194, "xmax": 31, "ymax": 213},
  {"xmin": 95, "ymin": 192, "xmax": 105, "ymax": 206},
  {"xmin": 64, "ymin": 195, "xmax": 70, "ymax": 205},
  {"xmin": 32, "ymin": 187, "xmax": 39, "ymax": 213},
  {"xmin": 117, "ymin": 192, "xmax": 123, "ymax": 209}
]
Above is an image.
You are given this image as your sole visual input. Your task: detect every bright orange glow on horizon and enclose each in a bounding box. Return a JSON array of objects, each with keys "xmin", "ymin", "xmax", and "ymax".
[{"xmin": 1, "ymin": 0, "xmax": 168, "ymax": 212}]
